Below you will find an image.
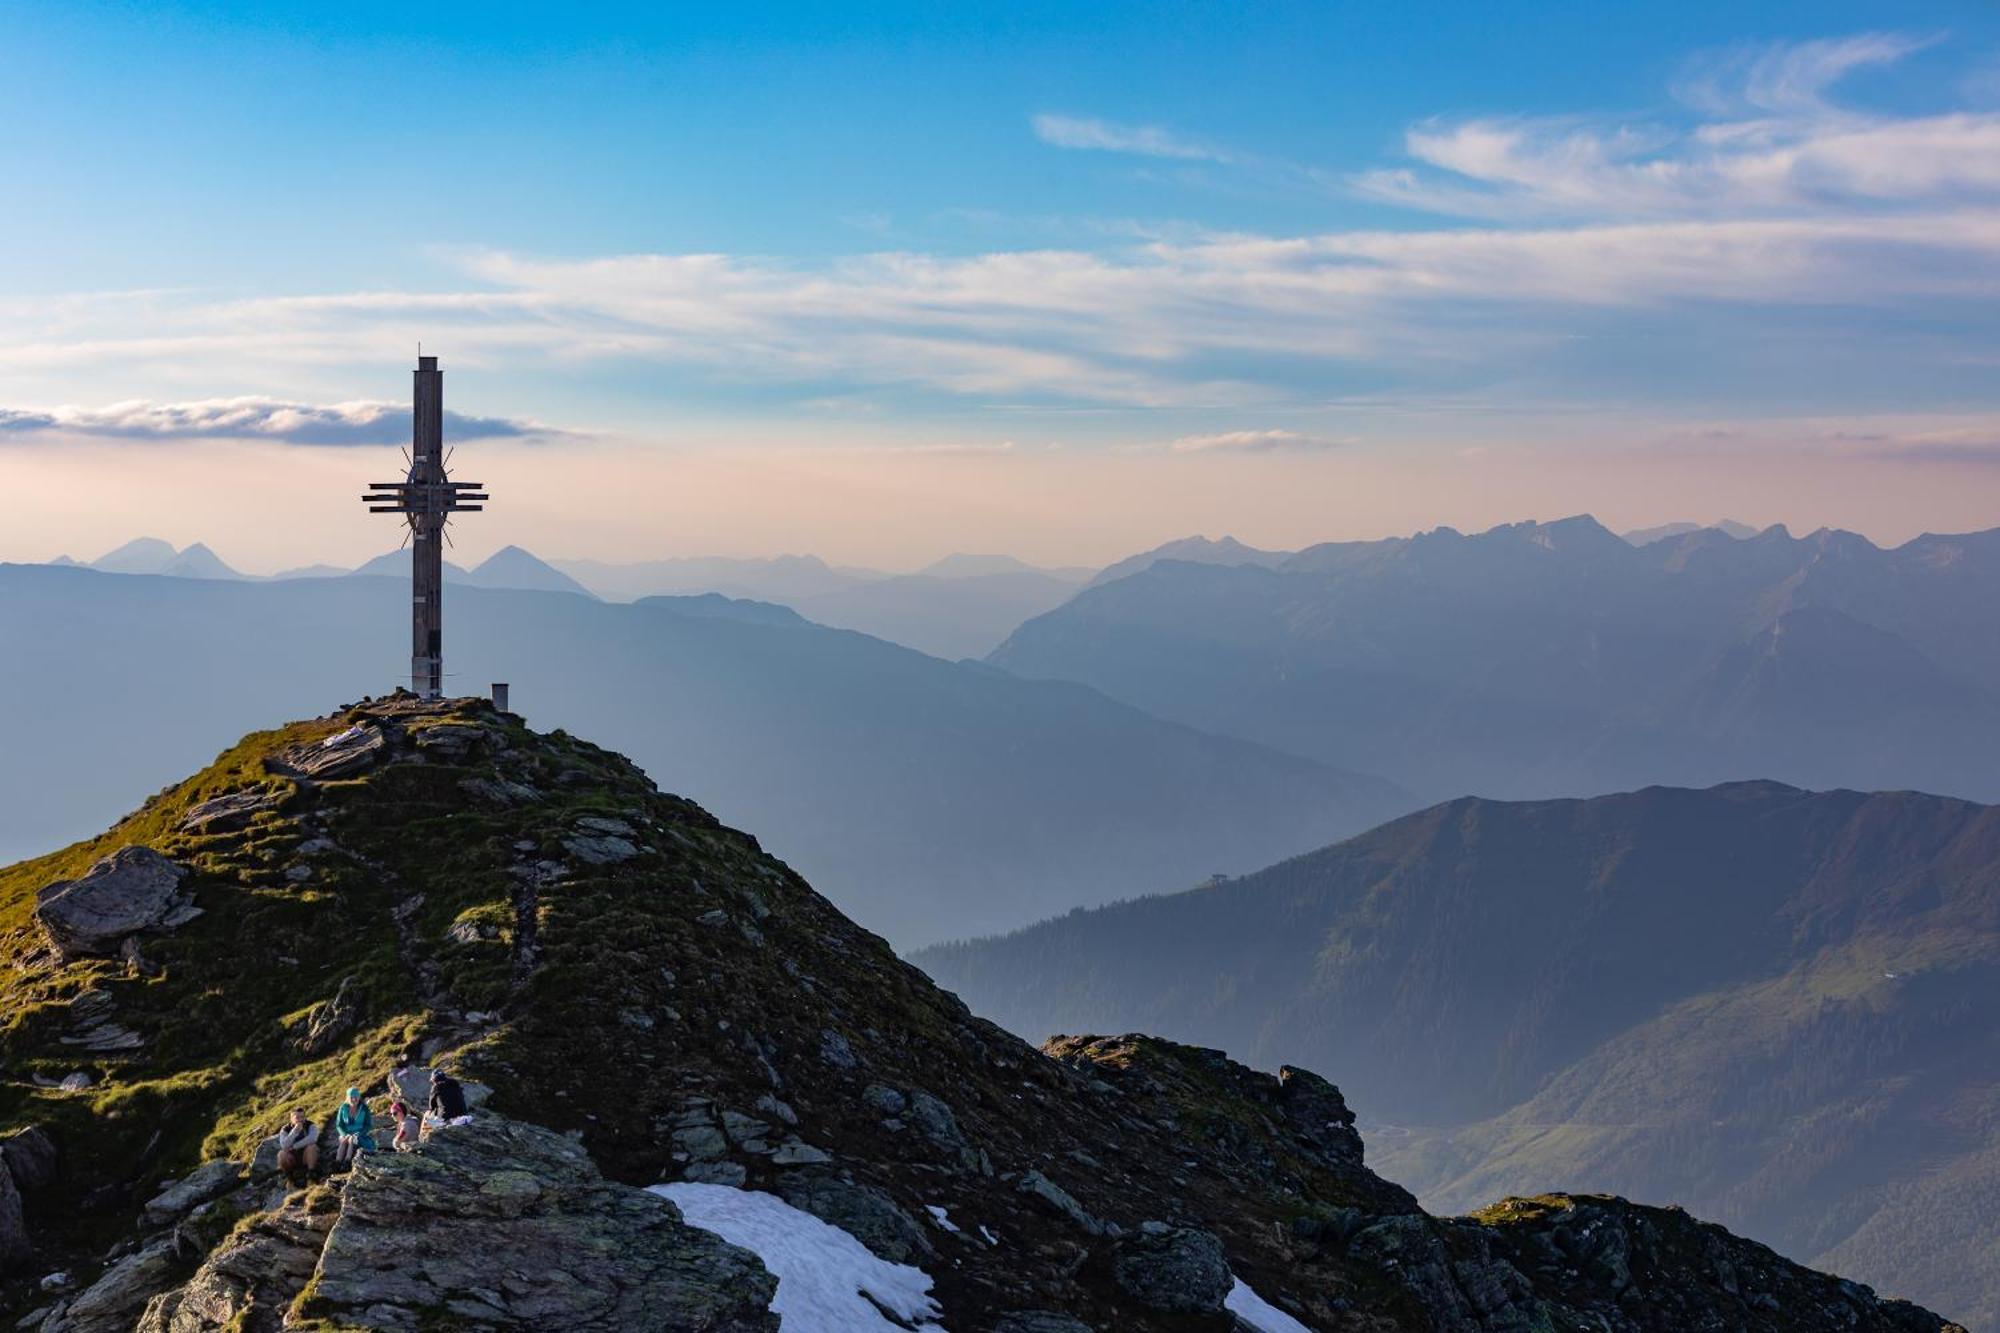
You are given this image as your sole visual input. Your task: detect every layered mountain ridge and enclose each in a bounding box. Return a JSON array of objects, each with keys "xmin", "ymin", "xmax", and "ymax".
[
  {"xmin": 913, "ymin": 781, "xmax": 2000, "ymax": 1330},
  {"xmin": 990, "ymin": 515, "xmax": 2000, "ymax": 803},
  {"xmin": 0, "ymin": 563, "xmax": 1408, "ymax": 944},
  {"xmin": 0, "ymin": 700, "xmax": 1967, "ymax": 1331}
]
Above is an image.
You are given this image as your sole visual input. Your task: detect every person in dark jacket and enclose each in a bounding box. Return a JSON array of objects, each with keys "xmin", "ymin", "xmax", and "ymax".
[{"xmin": 423, "ymin": 1070, "xmax": 468, "ymax": 1137}]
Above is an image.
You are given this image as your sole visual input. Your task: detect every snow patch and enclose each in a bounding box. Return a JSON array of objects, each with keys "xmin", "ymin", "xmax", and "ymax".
[
  {"xmin": 652, "ymin": 1182, "xmax": 946, "ymax": 1331},
  {"xmin": 978, "ymin": 1224, "xmax": 999, "ymax": 1247},
  {"xmin": 925, "ymin": 1205, "xmax": 960, "ymax": 1233},
  {"xmin": 1226, "ymin": 1276, "xmax": 1311, "ymax": 1333}
]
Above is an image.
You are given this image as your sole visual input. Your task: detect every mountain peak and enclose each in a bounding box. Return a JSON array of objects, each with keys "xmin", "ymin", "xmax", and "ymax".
[{"xmin": 2, "ymin": 703, "xmax": 1961, "ymax": 1331}]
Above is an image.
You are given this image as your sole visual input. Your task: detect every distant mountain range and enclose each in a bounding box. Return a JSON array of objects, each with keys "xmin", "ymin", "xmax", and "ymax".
[
  {"xmin": 552, "ymin": 551, "xmax": 1092, "ymax": 659},
  {"xmin": 0, "ymin": 563, "xmax": 1408, "ymax": 946},
  {"xmin": 48, "ymin": 541, "xmax": 1089, "ymax": 659},
  {"xmin": 990, "ymin": 515, "xmax": 2000, "ymax": 804},
  {"xmin": 912, "ymin": 780, "xmax": 2000, "ymax": 1331}
]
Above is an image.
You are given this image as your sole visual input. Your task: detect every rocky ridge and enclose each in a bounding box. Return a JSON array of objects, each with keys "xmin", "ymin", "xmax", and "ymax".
[{"xmin": 0, "ymin": 696, "xmax": 1969, "ymax": 1331}]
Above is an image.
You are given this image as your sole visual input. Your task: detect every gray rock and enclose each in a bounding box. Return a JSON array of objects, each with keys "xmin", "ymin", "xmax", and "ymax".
[
  {"xmin": 681, "ymin": 1161, "xmax": 749, "ymax": 1187},
  {"xmin": 2, "ymin": 1128, "xmax": 58, "ymax": 1194},
  {"xmin": 818, "ymin": 1029, "xmax": 858, "ymax": 1070},
  {"xmin": 1110, "ymin": 1225, "xmax": 1230, "ymax": 1313},
  {"xmin": 282, "ymin": 723, "xmax": 385, "ymax": 779},
  {"xmin": 0, "ymin": 1156, "xmax": 28, "ymax": 1272},
  {"xmin": 58, "ymin": 1073, "xmax": 91, "ymax": 1093},
  {"xmin": 767, "ymin": 1139, "xmax": 831, "ymax": 1166},
  {"xmin": 672, "ymin": 1124, "xmax": 729, "ymax": 1161},
  {"xmin": 575, "ymin": 816, "xmax": 635, "ymax": 837},
  {"xmin": 772, "ymin": 1174, "xmax": 932, "ymax": 1265},
  {"xmin": 142, "ymin": 1160, "xmax": 244, "ymax": 1226},
  {"xmin": 135, "ymin": 1177, "xmax": 345, "ymax": 1333},
  {"xmin": 564, "ymin": 834, "xmax": 639, "ymax": 866},
  {"xmin": 305, "ymin": 1116, "xmax": 777, "ymax": 1331},
  {"xmin": 248, "ymin": 1136, "xmax": 281, "ymax": 1180},
  {"xmin": 862, "ymin": 1084, "xmax": 907, "ymax": 1117},
  {"xmin": 44, "ymin": 1239, "xmax": 179, "ymax": 1333},
  {"xmin": 1016, "ymin": 1171, "xmax": 1105, "ymax": 1236},
  {"xmin": 752, "ymin": 1095, "xmax": 798, "ymax": 1127},
  {"xmin": 906, "ymin": 1090, "xmax": 964, "ymax": 1148},
  {"xmin": 176, "ymin": 791, "xmax": 281, "ymax": 834},
  {"xmin": 719, "ymin": 1112, "xmax": 771, "ymax": 1146},
  {"xmin": 34, "ymin": 849, "xmax": 192, "ymax": 961},
  {"xmin": 992, "ymin": 1315, "xmax": 1097, "ymax": 1333}
]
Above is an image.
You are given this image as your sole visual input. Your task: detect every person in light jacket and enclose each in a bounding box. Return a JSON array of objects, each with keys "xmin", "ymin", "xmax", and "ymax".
[{"xmin": 333, "ymin": 1087, "xmax": 374, "ymax": 1164}]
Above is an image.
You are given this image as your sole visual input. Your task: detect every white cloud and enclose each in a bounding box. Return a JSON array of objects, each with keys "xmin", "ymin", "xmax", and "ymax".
[
  {"xmin": 6, "ymin": 34, "xmax": 2000, "ymax": 420},
  {"xmin": 1032, "ymin": 113, "xmax": 1234, "ymax": 162},
  {"xmin": 1169, "ymin": 429, "xmax": 1349, "ymax": 453},
  {"xmin": 1354, "ymin": 32, "xmax": 2000, "ymax": 221},
  {"xmin": 0, "ymin": 396, "xmax": 549, "ymax": 444}
]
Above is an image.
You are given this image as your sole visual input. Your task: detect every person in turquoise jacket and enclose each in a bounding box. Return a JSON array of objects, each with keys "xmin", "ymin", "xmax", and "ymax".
[{"xmin": 333, "ymin": 1087, "xmax": 374, "ymax": 1164}]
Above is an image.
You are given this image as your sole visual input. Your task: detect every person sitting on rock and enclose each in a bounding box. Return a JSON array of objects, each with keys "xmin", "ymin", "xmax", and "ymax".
[
  {"xmin": 333, "ymin": 1087, "xmax": 374, "ymax": 1164},
  {"xmin": 388, "ymin": 1096, "xmax": 419, "ymax": 1151},
  {"xmin": 274, "ymin": 1108, "xmax": 320, "ymax": 1180},
  {"xmin": 423, "ymin": 1070, "xmax": 468, "ymax": 1136}
]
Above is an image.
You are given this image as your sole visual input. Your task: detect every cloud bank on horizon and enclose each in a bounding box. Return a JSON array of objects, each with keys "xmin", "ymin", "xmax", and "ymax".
[
  {"xmin": 0, "ymin": 398, "xmax": 549, "ymax": 445},
  {"xmin": 8, "ymin": 28, "xmax": 2000, "ymax": 448}
]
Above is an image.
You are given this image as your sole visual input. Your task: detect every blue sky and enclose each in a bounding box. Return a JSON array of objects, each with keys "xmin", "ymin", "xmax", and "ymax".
[{"xmin": 7, "ymin": 2, "xmax": 2000, "ymax": 567}]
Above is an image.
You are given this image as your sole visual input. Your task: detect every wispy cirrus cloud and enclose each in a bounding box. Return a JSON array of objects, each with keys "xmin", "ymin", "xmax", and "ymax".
[
  {"xmin": 7, "ymin": 34, "xmax": 2000, "ymax": 427},
  {"xmin": 0, "ymin": 397, "xmax": 552, "ymax": 445},
  {"xmin": 1031, "ymin": 113, "xmax": 1235, "ymax": 163},
  {"xmin": 1352, "ymin": 31, "xmax": 2000, "ymax": 221},
  {"xmin": 1169, "ymin": 428, "xmax": 1349, "ymax": 454}
]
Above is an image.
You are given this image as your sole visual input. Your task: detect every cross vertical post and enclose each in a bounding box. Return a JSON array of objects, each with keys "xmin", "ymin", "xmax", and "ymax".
[{"xmin": 363, "ymin": 355, "xmax": 488, "ymax": 698}]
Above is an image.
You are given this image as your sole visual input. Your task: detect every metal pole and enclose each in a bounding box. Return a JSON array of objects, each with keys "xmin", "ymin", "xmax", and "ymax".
[{"xmin": 412, "ymin": 356, "xmax": 444, "ymax": 698}]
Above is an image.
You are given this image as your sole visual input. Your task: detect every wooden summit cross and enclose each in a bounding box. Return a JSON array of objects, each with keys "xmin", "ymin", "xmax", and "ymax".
[{"xmin": 363, "ymin": 355, "xmax": 488, "ymax": 699}]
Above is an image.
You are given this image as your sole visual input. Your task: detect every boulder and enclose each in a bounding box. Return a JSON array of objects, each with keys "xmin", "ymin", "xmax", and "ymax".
[
  {"xmin": 142, "ymin": 1160, "xmax": 244, "ymax": 1226},
  {"xmin": 772, "ymin": 1173, "xmax": 932, "ymax": 1264},
  {"xmin": 564, "ymin": 833, "xmax": 638, "ymax": 865},
  {"xmin": 282, "ymin": 723, "xmax": 386, "ymax": 779},
  {"xmin": 304, "ymin": 1115, "xmax": 777, "ymax": 1331},
  {"xmin": 35, "ymin": 849, "xmax": 193, "ymax": 960},
  {"xmin": 1016, "ymin": 1171, "xmax": 1105, "ymax": 1236},
  {"xmin": 1110, "ymin": 1223, "xmax": 1230, "ymax": 1313},
  {"xmin": 0, "ymin": 1156, "xmax": 29, "ymax": 1271},
  {"xmin": 44, "ymin": 1239, "xmax": 180, "ymax": 1333},
  {"xmin": 176, "ymin": 791, "xmax": 280, "ymax": 834},
  {"xmin": 2, "ymin": 1126, "xmax": 59, "ymax": 1194}
]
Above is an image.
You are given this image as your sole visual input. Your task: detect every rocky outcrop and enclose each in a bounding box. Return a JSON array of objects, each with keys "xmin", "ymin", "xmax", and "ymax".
[
  {"xmin": 175, "ymin": 791, "xmax": 282, "ymax": 834},
  {"xmin": 141, "ymin": 1161, "xmax": 244, "ymax": 1227},
  {"xmin": 1110, "ymin": 1222, "xmax": 1231, "ymax": 1313},
  {"xmin": 33, "ymin": 848, "xmax": 195, "ymax": 960},
  {"xmin": 0, "ymin": 696, "xmax": 1973, "ymax": 1333},
  {"xmin": 135, "ymin": 1186, "xmax": 337, "ymax": 1333},
  {"xmin": 299, "ymin": 1117, "xmax": 777, "ymax": 1332},
  {"xmin": 44, "ymin": 1239, "xmax": 181, "ymax": 1333}
]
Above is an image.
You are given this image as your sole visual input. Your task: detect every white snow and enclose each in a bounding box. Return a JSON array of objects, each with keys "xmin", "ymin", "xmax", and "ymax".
[
  {"xmin": 978, "ymin": 1225, "xmax": 999, "ymax": 1247},
  {"xmin": 1226, "ymin": 1276, "xmax": 1312, "ymax": 1333},
  {"xmin": 925, "ymin": 1204, "xmax": 961, "ymax": 1233},
  {"xmin": 652, "ymin": 1182, "xmax": 947, "ymax": 1332}
]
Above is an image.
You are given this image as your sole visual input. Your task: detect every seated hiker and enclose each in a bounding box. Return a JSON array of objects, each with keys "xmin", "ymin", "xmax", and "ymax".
[
  {"xmin": 333, "ymin": 1087, "xmax": 374, "ymax": 1164},
  {"xmin": 274, "ymin": 1108, "xmax": 319, "ymax": 1178},
  {"xmin": 423, "ymin": 1069, "xmax": 468, "ymax": 1136},
  {"xmin": 388, "ymin": 1096, "xmax": 419, "ymax": 1152}
]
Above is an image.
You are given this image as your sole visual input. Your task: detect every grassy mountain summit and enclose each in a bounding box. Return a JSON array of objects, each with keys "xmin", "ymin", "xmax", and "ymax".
[
  {"xmin": 0, "ymin": 701, "xmax": 1966, "ymax": 1330},
  {"xmin": 914, "ymin": 781, "xmax": 2000, "ymax": 1330}
]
